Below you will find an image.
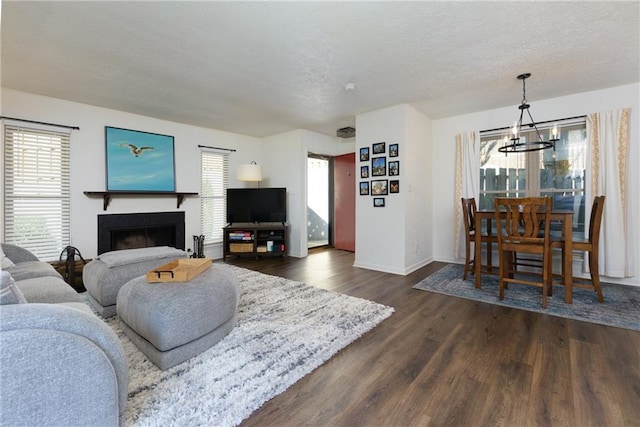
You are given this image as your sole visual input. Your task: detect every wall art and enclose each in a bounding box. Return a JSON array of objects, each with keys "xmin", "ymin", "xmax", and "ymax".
[
  {"xmin": 371, "ymin": 179, "xmax": 388, "ymax": 195},
  {"xmin": 105, "ymin": 126, "xmax": 175, "ymax": 192},
  {"xmin": 390, "ymin": 180, "xmax": 400, "ymax": 193},
  {"xmin": 360, "ymin": 147, "xmax": 370, "ymax": 162},
  {"xmin": 361, "ymin": 165, "xmax": 369, "ymax": 178},
  {"xmin": 371, "ymin": 157, "xmax": 386, "ymax": 176},
  {"xmin": 372, "ymin": 142, "xmax": 386, "ymax": 154},
  {"xmin": 360, "ymin": 181, "xmax": 370, "ymax": 195},
  {"xmin": 373, "ymin": 197, "xmax": 385, "ymax": 207},
  {"xmin": 389, "ymin": 143, "xmax": 399, "ymax": 157},
  {"xmin": 389, "ymin": 161, "xmax": 400, "ymax": 176}
]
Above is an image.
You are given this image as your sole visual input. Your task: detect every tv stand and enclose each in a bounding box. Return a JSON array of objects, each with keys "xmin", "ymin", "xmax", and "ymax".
[{"xmin": 223, "ymin": 223, "xmax": 288, "ymax": 260}]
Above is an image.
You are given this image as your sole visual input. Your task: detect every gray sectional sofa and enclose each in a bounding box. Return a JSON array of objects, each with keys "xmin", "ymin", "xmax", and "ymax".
[{"xmin": 0, "ymin": 243, "xmax": 128, "ymax": 427}]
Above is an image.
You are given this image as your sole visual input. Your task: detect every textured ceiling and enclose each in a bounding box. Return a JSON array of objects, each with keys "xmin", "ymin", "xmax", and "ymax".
[{"xmin": 2, "ymin": 1, "xmax": 639, "ymax": 138}]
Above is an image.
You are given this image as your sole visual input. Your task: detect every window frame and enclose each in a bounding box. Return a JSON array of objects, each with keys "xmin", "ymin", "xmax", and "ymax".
[
  {"xmin": 200, "ymin": 149, "xmax": 229, "ymax": 245},
  {"xmin": 479, "ymin": 117, "xmax": 587, "ymax": 235},
  {"xmin": 3, "ymin": 123, "xmax": 71, "ymax": 261}
]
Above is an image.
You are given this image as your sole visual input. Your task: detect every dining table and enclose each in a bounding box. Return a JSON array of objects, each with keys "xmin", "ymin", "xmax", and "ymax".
[{"xmin": 473, "ymin": 208, "xmax": 574, "ymax": 304}]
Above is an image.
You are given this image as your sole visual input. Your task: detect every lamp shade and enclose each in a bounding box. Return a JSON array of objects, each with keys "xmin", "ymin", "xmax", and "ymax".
[{"xmin": 237, "ymin": 163, "xmax": 263, "ymax": 182}]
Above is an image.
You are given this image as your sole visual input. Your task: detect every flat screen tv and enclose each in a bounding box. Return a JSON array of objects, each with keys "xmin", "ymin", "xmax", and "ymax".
[{"xmin": 226, "ymin": 187, "xmax": 287, "ymax": 224}]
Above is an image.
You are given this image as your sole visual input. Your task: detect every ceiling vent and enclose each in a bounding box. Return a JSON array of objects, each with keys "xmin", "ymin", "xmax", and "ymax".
[{"xmin": 336, "ymin": 126, "xmax": 355, "ymax": 138}]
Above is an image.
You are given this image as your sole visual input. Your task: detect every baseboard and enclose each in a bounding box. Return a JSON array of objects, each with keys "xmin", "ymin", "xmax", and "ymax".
[{"xmin": 353, "ymin": 256, "xmax": 434, "ymax": 276}]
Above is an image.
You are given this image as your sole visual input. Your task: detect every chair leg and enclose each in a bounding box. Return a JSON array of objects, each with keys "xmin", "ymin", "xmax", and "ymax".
[
  {"xmin": 499, "ymin": 250, "xmax": 507, "ymax": 300},
  {"xmin": 486, "ymin": 242, "xmax": 493, "ymax": 273},
  {"xmin": 506, "ymin": 253, "xmax": 514, "ymax": 284},
  {"xmin": 541, "ymin": 254, "xmax": 549, "ymax": 309},
  {"xmin": 589, "ymin": 251, "xmax": 604, "ymax": 303},
  {"xmin": 463, "ymin": 239, "xmax": 471, "ymax": 280},
  {"xmin": 547, "ymin": 249, "xmax": 554, "ymax": 298}
]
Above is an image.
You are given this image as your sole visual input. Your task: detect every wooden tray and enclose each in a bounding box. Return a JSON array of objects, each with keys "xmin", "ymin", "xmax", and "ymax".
[{"xmin": 146, "ymin": 258, "xmax": 212, "ymax": 283}]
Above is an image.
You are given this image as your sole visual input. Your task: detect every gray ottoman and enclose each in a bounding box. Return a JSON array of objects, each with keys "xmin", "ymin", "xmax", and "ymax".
[
  {"xmin": 83, "ymin": 246, "xmax": 188, "ymax": 317},
  {"xmin": 116, "ymin": 264, "xmax": 240, "ymax": 370}
]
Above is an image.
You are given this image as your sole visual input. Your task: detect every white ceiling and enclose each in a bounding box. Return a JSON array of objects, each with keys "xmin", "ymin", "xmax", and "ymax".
[{"xmin": 2, "ymin": 1, "xmax": 639, "ymax": 138}]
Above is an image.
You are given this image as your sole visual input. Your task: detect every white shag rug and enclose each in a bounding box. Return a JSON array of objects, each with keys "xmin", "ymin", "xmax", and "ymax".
[{"xmin": 98, "ymin": 265, "xmax": 394, "ymax": 426}]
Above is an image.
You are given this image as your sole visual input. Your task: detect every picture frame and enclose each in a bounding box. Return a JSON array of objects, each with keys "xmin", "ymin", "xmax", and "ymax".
[
  {"xmin": 360, "ymin": 147, "xmax": 370, "ymax": 162},
  {"xmin": 372, "ymin": 142, "xmax": 386, "ymax": 154},
  {"xmin": 389, "ymin": 161, "xmax": 400, "ymax": 176},
  {"xmin": 359, "ymin": 181, "xmax": 370, "ymax": 195},
  {"xmin": 105, "ymin": 126, "xmax": 176, "ymax": 192},
  {"xmin": 373, "ymin": 197, "xmax": 385, "ymax": 207},
  {"xmin": 360, "ymin": 165, "xmax": 369, "ymax": 178},
  {"xmin": 371, "ymin": 157, "xmax": 386, "ymax": 176},
  {"xmin": 390, "ymin": 180, "xmax": 400, "ymax": 193},
  {"xmin": 389, "ymin": 143, "xmax": 399, "ymax": 157},
  {"xmin": 371, "ymin": 179, "xmax": 388, "ymax": 195}
]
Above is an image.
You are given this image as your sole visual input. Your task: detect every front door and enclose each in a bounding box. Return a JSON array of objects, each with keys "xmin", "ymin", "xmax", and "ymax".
[{"xmin": 333, "ymin": 153, "xmax": 355, "ymax": 251}]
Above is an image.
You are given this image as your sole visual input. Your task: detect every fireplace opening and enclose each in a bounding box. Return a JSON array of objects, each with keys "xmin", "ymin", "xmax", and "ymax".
[
  {"xmin": 111, "ymin": 226, "xmax": 176, "ymax": 251},
  {"xmin": 98, "ymin": 212, "xmax": 185, "ymax": 254}
]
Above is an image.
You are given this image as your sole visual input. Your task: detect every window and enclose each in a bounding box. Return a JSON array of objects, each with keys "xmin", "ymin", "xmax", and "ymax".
[
  {"xmin": 3, "ymin": 124, "xmax": 71, "ymax": 261},
  {"xmin": 479, "ymin": 118, "xmax": 587, "ymax": 235},
  {"xmin": 200, "ymin": 150, "xmax": 229, "ymax": 244}
]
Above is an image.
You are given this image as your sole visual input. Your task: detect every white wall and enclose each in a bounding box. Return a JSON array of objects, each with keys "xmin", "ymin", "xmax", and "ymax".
[
  {"xmin": 404, "ymin": 105, "xmax": 433, "ymax": 271},
  {"xmin": 306, "ymin": 131, "xmax": 355, "ymax": 157},
  {"xmin": 432, "ymin": 83, "xmax": 640, "ymax": 286},
  {"xmin": 354, "ymin": 104, "xmax": 432, "ymax": 274},
  {"xmin": 262, "ymin": 129, "xmax": 352, "ymax": 258},
  {"xmin": 1, "ymin": 88, "xmax": 262, "ymax": 260},
  {"xmin": 262, "ymin": 130, "xmax": 307, "ymax": 258}
]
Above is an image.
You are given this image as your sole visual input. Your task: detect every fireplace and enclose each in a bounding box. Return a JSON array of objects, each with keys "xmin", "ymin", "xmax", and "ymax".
[{"xmin": 97, "ymin": 212, "xmax": 185, "ymax": 255}]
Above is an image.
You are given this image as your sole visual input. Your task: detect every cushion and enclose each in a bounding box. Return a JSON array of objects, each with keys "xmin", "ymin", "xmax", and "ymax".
[
  {"xmin": 5, "ymin": 261, "xmax": 62, "ymax": 282},
  {"xmin": 95, "ymin": 246, "xmax": 187, "ymax": 268},
  {"xmin": 117, "ymin": 265, "xmax": 239, "ymax": 351},
  {"xmin": 0, "ymin": 271, "xmax": 27, "ymax": 305},
  {"xmin": 15, "ymin": 276, "xmax": 81, "ymax": 304},
  {"xmin": 1, "ymin": 246, "xmax": 15, "ymax": 269}
]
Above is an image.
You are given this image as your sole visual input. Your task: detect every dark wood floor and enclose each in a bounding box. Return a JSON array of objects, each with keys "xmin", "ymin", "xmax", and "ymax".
[{"xmin": 225, "ymin": 248, "xmax": 640, "ymax": 427}]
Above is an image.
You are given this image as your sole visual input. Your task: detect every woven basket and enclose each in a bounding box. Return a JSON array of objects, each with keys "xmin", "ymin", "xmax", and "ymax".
[{"xmin": 229, "ymin": 243, "xmax": 253, "ymax": 253}]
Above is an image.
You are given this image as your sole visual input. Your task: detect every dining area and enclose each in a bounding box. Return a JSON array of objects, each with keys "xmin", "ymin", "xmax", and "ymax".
[{"xmin": 461, "ymin": 195, "xmax": 605, "ymax": 309}]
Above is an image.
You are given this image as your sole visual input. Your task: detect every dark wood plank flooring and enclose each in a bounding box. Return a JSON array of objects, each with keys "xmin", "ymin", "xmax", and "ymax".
[{"xmin": 225, "ymin": 248, "xmax": 640, "ymax": 427}]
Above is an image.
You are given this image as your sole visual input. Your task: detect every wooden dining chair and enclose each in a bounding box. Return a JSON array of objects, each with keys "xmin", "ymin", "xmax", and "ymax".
[
  {"xmin": 495, "ymin": 197, "xmax": 552, "ymax": 308},
  {"xmin": 461, "ymin": 198, "xmax": 498, "ymax": 280},
  {"xmin": 551, "ymin": 195, "xmax": 605, "ymax": 302}
]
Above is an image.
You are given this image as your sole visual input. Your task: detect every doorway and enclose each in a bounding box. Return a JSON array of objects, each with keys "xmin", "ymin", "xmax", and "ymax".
[
  {"xmin": 307, "ymin": 155, "xmax": 331, "ymax": 248},
  {"xmin": 333, "ymin": 153, "xmax": 355, "ymax": 251}
]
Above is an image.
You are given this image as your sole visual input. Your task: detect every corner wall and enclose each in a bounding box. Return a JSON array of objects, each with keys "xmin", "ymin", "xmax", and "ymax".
[
  {"xmin": 262, "ymin": 129, "xmax": 354, "ymax": 258},
  {"xmin": 354, "ymin": 104, "xmax": 432, "ymax": 274}
]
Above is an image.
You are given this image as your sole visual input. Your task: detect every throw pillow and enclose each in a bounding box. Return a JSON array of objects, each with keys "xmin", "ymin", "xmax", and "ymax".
[
  {"xmin": 0, "ymin": 271, "xmax": 27, "ymax": 304},
  {"xmin": 1, "ymin": 246, "xmax": 16, "ymax": 269}
]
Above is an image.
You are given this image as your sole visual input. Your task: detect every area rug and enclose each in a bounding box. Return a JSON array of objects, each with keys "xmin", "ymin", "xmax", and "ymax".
[
  {"xmin": 413, "ymin": 264, "xmax": 640, "ymax": 331},
  {"xmin": 97, "ymin": 265, "xmax": 394, "ymax": 426}
]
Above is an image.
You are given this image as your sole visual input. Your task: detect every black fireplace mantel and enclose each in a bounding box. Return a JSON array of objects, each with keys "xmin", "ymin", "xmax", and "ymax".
[{"xmin": 84, "ymin": 191, "xmax": 198, "ymax": 211}]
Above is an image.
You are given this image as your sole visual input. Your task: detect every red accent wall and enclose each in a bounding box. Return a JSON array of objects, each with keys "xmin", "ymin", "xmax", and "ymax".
[{"xmin": 333, "ymin": 153, "xmax": 356, "ymax": 251}]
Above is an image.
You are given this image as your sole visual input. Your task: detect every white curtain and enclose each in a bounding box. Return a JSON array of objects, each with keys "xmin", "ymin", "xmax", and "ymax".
[
  {"xmin": 453, "ymin": 131, "xmax": 480, "ymax": 259},
  {"xmin": 586, "ymin": 108, "xmax": 633, "ymax": 278}
]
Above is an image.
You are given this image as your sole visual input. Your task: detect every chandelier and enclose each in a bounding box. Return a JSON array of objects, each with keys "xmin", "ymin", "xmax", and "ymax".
[{"xmin": 499, "ymin": 73, "xmax": 559, "ymax": 153}]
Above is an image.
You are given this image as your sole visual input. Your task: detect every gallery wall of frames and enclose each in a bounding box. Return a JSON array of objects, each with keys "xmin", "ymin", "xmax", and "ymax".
[{"xmin": 358, "ymin": 141, "xmax": 399, "ymax": 207}]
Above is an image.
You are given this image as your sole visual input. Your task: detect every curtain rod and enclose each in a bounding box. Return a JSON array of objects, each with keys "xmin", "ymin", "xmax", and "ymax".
[
  {"xmin": 197, "ymin": 144, "xmax": 236, "ymax": 152},
  {"xmin": 0, "ymin": 116, "xmax": 80, "ymax": 130},
  {"xmin": 480, "ymin": 114, "xmax": 586, "ymax": 134}
]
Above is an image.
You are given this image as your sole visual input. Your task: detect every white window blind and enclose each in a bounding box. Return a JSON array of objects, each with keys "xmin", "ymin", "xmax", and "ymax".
[
  {"xmin": 4, "ymin": 124, "xmax": 71, "ymax": 261},
  {"xmin": 200, "ymin": 150, "xmax": 229, "ymax": 244}
]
